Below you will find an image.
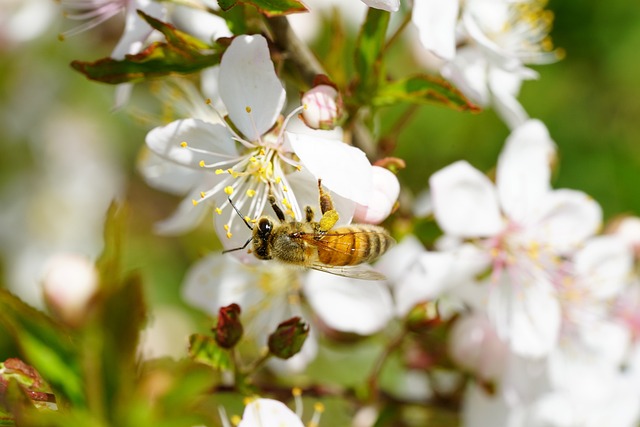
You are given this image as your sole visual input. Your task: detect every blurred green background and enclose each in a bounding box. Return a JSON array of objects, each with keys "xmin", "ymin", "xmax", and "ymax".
[{"xmin": 0, "ymin": 0, "xmax": 638, "ymax": 367}]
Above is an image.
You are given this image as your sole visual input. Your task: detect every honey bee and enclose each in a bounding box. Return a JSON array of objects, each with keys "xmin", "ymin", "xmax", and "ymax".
[{"xmin": 224, "ymin": 180, "xmax": 394, "ymax": 280}]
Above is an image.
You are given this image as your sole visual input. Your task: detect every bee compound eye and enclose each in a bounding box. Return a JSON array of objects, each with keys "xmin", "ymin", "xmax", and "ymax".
[{"xmin": 258, "ymin": 218, "xmax": 272, "ymax": 234}]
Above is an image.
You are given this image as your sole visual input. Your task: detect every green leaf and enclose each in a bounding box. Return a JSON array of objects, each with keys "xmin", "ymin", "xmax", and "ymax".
[
  {"xmin": 219, "ymin": 0, "xmax": 307, "ymax": 16},
  {"xmin": 354, "ymin": 8, "xmax": 391, "ymax": 101},
  {"xmin": 188, "ymin": 334, "xmax": 232, "ymax": 371},
  {"xmin": 373, "ymin": 75, "xmax": 481, "ymax": 112},
  {"xmin": 0, "ymin": 291, "xmax": 84, "ymax": 407},
  {"xmin": 71, "ymin": 11, "xmax": 221, "ymax": 84}
]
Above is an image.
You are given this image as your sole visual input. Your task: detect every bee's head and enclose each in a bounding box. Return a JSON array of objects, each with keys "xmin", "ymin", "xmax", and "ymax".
[{"xmin": 252, "ymin": 217, "xmax": 274, "ymax": 259}]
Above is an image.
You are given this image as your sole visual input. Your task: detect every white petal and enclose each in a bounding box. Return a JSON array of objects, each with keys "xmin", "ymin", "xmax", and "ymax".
[
  {"xmin": 353, "ymin": 166, "xmax": 400, "ymax": 224},
  {"xmin": 530, "ymin": 189, "xmax": 602, "ymax": 253},
  {"xmin": 287, "ymin": 132, "xmax": 373, "ymax": 206},
  {"xmin": 574, "ymin": 236, "xmax": 633, "ymax": 300},
  {"xmin": 430, "ymin": 161, "xmax": 504, "ymax": 238},
  {"xmin": 137, "ymin": 148, "xmax": 202, "ymax": 196},
  {"xmin": 413, "ymin": 0, "xmax": 459, "ymax": 60},
  {"xmin": 219, "ymin": 35, "xmax": 285, "ymax": 141},
  {"xmin": 612, "ymin": 216, "xmax": 640, "ymax": 248},
  {"xmin": 181, "ymin": 254, "xmax": 262, "ymax": 315},
  {"xmin": 154, "ymin": 189, "xmax": 210, "ymax": 235},
  {"xmin": 362, "ymin": 0, "xmax": 400, "ymax": 12},
  {"xmin": 413, "ymin": 189, "xmax": 433, "ymax": 218},
  {"xmin": 497, "ymin": 119, "xmax": 555, "ymax": 223},
  {"xmin": 462, "ymin": 383, "xmax": 521, "ymax": 427},
  {"xmin": 488, "ymin": 277, "xmax": 561, "ymax": 357},
  {"xmin": 440, "ymin": 47, "xmax": 490, "ymax": 105},
  {"xmin": 238, "ymin": 399, "xmax": 304, "ymax": 427},
  {"xmin": 145, "ymin": 118, "xmax": 237, "ymax": 168},
  {"xmin": 488, "ymin": 66, "xmax": 531, "ymax": 130},
  {"xmin": 303, "ymin": 271, "xmax": 394, "ymax": 335},
  {"xmin": 375, "ymin": 235, "xmax": 424, "ymax": 283},
  {"xmin": 112, "ymin": 0, "xmax": 166, "ymax": 59},
  {"xmin": 171, "ymin": 4, "xmax": 232, "ymax": 44}
]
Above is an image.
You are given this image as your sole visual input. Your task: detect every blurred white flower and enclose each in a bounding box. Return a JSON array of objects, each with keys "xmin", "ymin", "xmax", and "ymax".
[
  {"xmin": 429, "ymin": 120, "xmax": 602, "ymax": 356},
  {"xmin": 413, "ymin": 0, "xmax": 562, "ymax": 128},
  {"xmin": 182, "ymin": 252, "xmax": 394, "ymax": 371},
  {"xmin": 0, "ymin": 0, "xmax": 56, "ymax": 48},
  {"xmin": 236, "ymin": 399, "xmax": 304, "ymax": 427},
  {"xmin": 144, "ymin": 34, "xmax": 379, "ymax": 249}
]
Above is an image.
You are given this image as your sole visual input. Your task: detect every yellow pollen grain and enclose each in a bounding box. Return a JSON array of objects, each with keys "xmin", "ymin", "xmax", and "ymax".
[
  {"xmin": 191, "ymin": 199, "xmax": 199, "ymax": 206},
  {"xmin": 245, "ymin": 106, "xmax": 252, "ymax": 113},
  {"xmin": 246, "ymin": 189, "xmax": 256, "ymax": 197},
  {"xmin": 180, "ymin": 141, "xmax": 188, "ymax": 148},
  {"xmin": 199, "ymin": 160, "xmax": 205, "ymax": 167},
  {"xmin": 215, "ymin": 207, "xmax": 222, "ymax": 215},
  {"xmin": 292, "ymin": 387, "xmax": 302, "ymax": 397},
  {"xmin": 215, "ymin": 169, "xmax": 225, "ymax": 175},
  {"xmin": 224, "ymin": 186, "xmax": 234, "ymax": 195}
]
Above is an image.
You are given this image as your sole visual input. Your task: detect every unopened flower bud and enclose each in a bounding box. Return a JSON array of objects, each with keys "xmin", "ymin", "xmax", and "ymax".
[
  {"xmin": 42, "ymin": 253, "xmax": 99, "ymax": 327},
  {"xmin": 301, "ymin": 84, "xmax": 343, "ymax": 130},
  {"xmin": 267, "ymin": 317, "xmax": 309, "ymax": 359},
  {"xmin": 214, "ymin": 303, "xmax": 243, "ymax": 349},
  {"xmin": 405, "ymin": 301, "xmax": 440, "ymax": 333}
]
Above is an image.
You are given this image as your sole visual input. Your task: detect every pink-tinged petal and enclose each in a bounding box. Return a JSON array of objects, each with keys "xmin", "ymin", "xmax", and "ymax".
[
  {"xmin": 574, "ymin": 236, "xmax": 633, "ymax": 300},
  {"xmin": 362, "ymin": 0, "xmax": 400, "ymax": 12},
  {"xmin": 496, "ymin": 119, "xmax": 555, "ymax": 224},
  {"xmin": 287, "ymin": 132, "xmax": 373, "ymax": 206},
  {"xmin": 238, "ymin": 399, "xmax": 304, "ymax": 427},
  {"xmin": 413, "ymin": 0, "xmax": 459, "ymax": 60},
  {"xmin": 145, "ymin": 119, "xmax": 237, "ymax": 169},
  {"xmin": 488, "ymin": 277, "xmax": 561, "ymax": 357},
  {"xmin": 138, "ymin": 148, "xmax": 202, "ymax": 196},
  {"xmin": 154, "ymin": 189, "xmax": 210, "ymax": 235},
  {"xmin": 449, "ymin": 313, "xmax": 509, "ymax": 381},
  {"xmin": 112, "ymin": 0, "xmax": 166, "ymax": 59},
  {"xmin": 530, "ymin": 189, "xmax": 602, "ymax": 253},
  {"xmin": 303, "ymin": 271, "xmax": 393, "ymax": 335},
  {"xmin": 353, "ymin": 166, "xmax": 400, "ymax": 224},
  {"xmin": 430, "ymin": 161, "xmax": 504, "ymax": 238},
  {"xmin": 612, "ymin": 216, "xmax": 640, "ymax": 250},
  {"xmin": 219, "ymin": 35, "xmax": 285, "ymax": 141}
]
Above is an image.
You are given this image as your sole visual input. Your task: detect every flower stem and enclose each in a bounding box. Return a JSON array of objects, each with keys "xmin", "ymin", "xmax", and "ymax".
[{"xmin": 366, "ymin": 330, "xmax": 408, "ymax": 402}]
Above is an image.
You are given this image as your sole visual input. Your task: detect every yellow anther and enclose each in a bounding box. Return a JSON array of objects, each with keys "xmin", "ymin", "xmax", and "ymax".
[
  {"xmin": 226, "ymin": 231, "xmax": 233, "ymax": 239},
  {"xmin": 199, "ymin": 160, "xmax": 205, "ymax": 167},
  {"xmin": 230, "ymin": 415, "xmax": 241, "ymax": 426},
  {"xmin": 57, "ymin": 33, "xmax": 65, "ymax": 42},
  {"xmin": 282, "ymin": 198, "xmax": 292, "ymax": 209},
  {"xmin": 205, "ymin": 98, "xmax": 212, "ymax": 105},
  {"xmin": 283, "ymin": 185, "xmax": 289, "ymax": 192},
  {"xmin": 490, "ymin": 247, "xmax": 499, "ymax": 258},
  {"xmin": 259, "ymin": 148, "xmax": 265, "ymax": 156},
  {"xmin": 180, "ymin": 141, "xmax": 188, "ymax": 148},
  {"xmin": 288, "ymin": 294, "xmax": 301, "ymax": 305},
  {"xmin": 245, "ymin": 106, "xmax": 252, "ymax": 113},
  {"xmin": 295, "ymin": 165, "xmax": 302, "ymax": 171},
  {"xmin": 244, "ymin": 216, "xmax": 251, "ymax": 223},
  {"xmin": 314, "ymin": 402, "xmax": 325, "ymax": 413},
  {"xmin": 243, "ymin": 397, "xmax": 255, "ymax": 406},
  {"xmin": 224, "ymin": 224, "xmax": 230, "ymax": 231},
  {"xmin": 303, "ymin": 103, "xmax": 308, "ymax": 110},
  {"xmin": 224, "ymin": 186, "xmax": 234, "ymax": 195},
  {"xmin": 215, "ymin": 207, "xmax": 222, "ymax": 215},
  {"xmin": 200, "ymin": 192, "xmax": 206, "ymax": 199},
  {"xmin": 192, "ymin": 199, "xmax": 199, "ymax": 206},
  {"xmin": 292, "ymin": 387, "xmax": 302, "ymax": 397},
  {"xmin": 246, "ymin": 189, "xmax": 256, "ymax": 197},
  {"xmin": 275, "ymin": 176, "xmax": 282, "ymax": 184},
  {"xmin": 250, "ymin": 156, "xmax": 258, "ymax": 163},
  {"xmin": 215, "ymin": 169, "xmax": 225, "ymax": 175}
]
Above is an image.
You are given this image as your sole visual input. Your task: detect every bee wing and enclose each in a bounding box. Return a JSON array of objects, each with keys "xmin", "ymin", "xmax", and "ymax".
[{"xmin": 308, "ymin": 262, "xmax": 387, "ymax": 281}]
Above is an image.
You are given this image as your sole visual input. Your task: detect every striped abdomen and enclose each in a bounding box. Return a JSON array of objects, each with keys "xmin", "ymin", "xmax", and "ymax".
[{"xmin": 316, "ymin": 225, "xmax": 393, "ymax": 266}]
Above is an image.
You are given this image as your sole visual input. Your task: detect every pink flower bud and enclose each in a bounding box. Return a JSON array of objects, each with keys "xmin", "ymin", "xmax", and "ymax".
[
  {"xmin": 301, "ymin": 85, "xmax": 342, "ymax": 130},
  {"xmin": 42, "ymin": 253, "xmax": 98, "ymax": 327},
  {"xmin": 448, "ymin": 313, "xmax": 509, "ymax": 382},
  {"xmin": 353, "ymin": 166, "xmax": 400, "ymax": 224}
]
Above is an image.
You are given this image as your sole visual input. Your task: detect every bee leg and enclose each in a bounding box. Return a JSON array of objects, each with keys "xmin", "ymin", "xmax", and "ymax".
[
  {"xmin": 316, "ymin": 179, "xmax": 339, "ymax": 232},
  {"xmin": 317, "ymin": 179, "xmax": 334, "ymax": 214},
  {"xmin": 268, "ymin": 194, "xmax": 286, "ymax": 223},
  {"xmin": 305, "ymin": 206, "xmax": 314, "ymax": 222}
]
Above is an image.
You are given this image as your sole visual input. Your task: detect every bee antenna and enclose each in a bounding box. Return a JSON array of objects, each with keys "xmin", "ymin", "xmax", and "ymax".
[
  {"xmin": 222, "ymin": 237, "xmax": 252, "ymax": 254},
  {"xmin": 227, "ymin": 197, "xmax": 253, "ymax": 230}
]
